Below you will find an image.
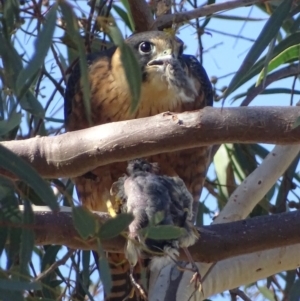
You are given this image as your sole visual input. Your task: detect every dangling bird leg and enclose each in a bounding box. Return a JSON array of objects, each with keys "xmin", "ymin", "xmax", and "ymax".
[
  {"xmin": 182, "ymin": 247, "xmax": 203, "ymax": 293},
  {"xmin": 127, "ymin": 265, "xmax": 148, "ymax": 301}
]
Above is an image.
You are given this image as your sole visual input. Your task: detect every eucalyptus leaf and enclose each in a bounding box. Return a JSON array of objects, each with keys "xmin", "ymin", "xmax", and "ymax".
[
  {"xmin": 0, "ymin": 111, "xmax": 21, "ymax": 136},
  {"xmin": 97, "ymin": 240, "xmax": 112, "ymax": 295},
  {"xmin": 224, "ymin": 0, "xmax": 293, "ymax": 99},
  {"xmin": 59, "ymin": 1, "xmax": 91, "ymax": 125},
  {"xmin": 72, "ymin": 206, "xmax": 98, "ymax": 239},
  {"xmin": 20, "ymin": 200, "xmax": 34, "ymax": 277},
  {"xmin": 16, "ymin": 5, "xmax": 57, "ymax": 95},
  {"xmin": 107, "ymin": 22, "xmax": 142, "ymax": 112},
  {"xmin": 98, "ymin": 213, "xmax": 133, "ymax": 240},
  {"xmin": 0, "ymin": 145, "xmax": 58, "ymax": 211},
  {"xmin": 0, "ymin": 279, "xmax": 41, "ymax": 291},
  {"xmin": 140, "ymin": 225, "xmax": 186, "ymax": 240},
  {"xmin": 257, "ymin": 44, "xmax": 300, "ymax": 86}
]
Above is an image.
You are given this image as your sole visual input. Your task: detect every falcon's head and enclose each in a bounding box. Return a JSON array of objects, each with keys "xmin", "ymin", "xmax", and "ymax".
[{"xmin": 124, "ymin": 31, "xmax": 203, "ymax": 107}]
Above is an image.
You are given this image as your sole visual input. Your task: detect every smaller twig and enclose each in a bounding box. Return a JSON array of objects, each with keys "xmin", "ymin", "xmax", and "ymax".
[
  {"xmin": 230, "ymin": 288, "xmax": 252, "ymax": 301},
  {"xmin": 241, "ymin": 64, "xmax": 300, "ymax": 106},
  {"xmin": 36, "ymin": 249, "xmax": 75, "ymax": 281},
  {"xmin": 152, "ymin": 0, "xmax": 265, "ymax": 30}
]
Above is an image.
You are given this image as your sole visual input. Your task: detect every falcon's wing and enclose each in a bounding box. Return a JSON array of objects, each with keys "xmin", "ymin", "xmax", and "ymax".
[{"xmin": 180, "ymin": 54, "xmax": 213, "ymax": 107}]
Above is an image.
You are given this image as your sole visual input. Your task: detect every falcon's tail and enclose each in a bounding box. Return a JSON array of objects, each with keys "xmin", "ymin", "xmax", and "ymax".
[{"xmin": 94, "ymin": 252, "xmax": 147, "ymax": 301}]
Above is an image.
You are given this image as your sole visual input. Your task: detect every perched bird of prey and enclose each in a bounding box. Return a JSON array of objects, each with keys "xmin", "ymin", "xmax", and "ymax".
[
  {"xmin": 110, "ymin": 159, "xmax": 198, "ymax": 271},
  {"xmin": 64, "ymin": 30, "xmax": 213, "ymax": 301}
]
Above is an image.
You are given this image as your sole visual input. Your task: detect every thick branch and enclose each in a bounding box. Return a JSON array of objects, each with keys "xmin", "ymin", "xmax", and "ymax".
[
  {"xmin": 152, "ymin": 0, "xmax": 265, "ymax": 30},
  {"xmin": 128, "ymin": 0, "xmax": 155, "ymax": 32},
  {"xmin": 20, "ymin": 206, "xmax": 300, "ymax": 263},
  {"xmin": 1, "ymin": 107, "xmax": 300, "ymax": 180}
]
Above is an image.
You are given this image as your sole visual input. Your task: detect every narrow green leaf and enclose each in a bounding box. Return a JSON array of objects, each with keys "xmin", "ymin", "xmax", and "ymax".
[
  {"xmin": 120, "ymin": 0, "xmax": 135, "ymax": 31},
  {"xmin": 16, "ymin": 5, "xmax": 57, "ymax": 95},
  {"xmin": 0, "ymin": 279, "xmax": 41, "ymax": 291},
  {"xmin": 0, "ymin": 145, "xmax": 58, "ymax": 211},
  {"xmin": 232, "ymin": 32, "xmax": 300, "ymax": 95},
  {"xmin": 140, "ymin": 225, "xmax": 186, "ymax": 240},
  {"xmin": 0, "ymin": 112, "xmax": 21, "ymax": 136},
  {"xmin": 2, "ymin": 0, "xmax": 20, "ymax": 36},
  {"xmin": 41, "ymin": 245, "xmax": 61, "ymax": 271},
  {"xmin": 59, "ymin": 1, "xmax": 91, "ymax": 125},
  {"xmin": 107, "ymin": 22, "xmax": 142, "ymax": 112},
  {"xmin": 19, "ymin": 91, "xmax": 45, "ymax": 117},
  {"xmin": 0, "ymin": 33, "xmax": 23, "ymax": 90},
  {"xmin": 113, "ymin": 5, "xmax": 133, "ymax": 32},
  {"xmin": 72, "ymin": 206, "xmax": 98, "ymax": 239},
  {"xmin": 233, "ymin": 88, "xmax": 300, "ymax": 101},
  {"xmin": 224, "ymin": 0, "xmax": 293, "ymax": 99},
  {"xmin": 213, "ymin": 144, "xmax": 232, "ymax": 199},
  {"xmin": 98, "ymin": 213, "xmax": 133, "ymax": 240},
  {"xmin": 288, "ymin": 279, "xmax": 300, "ymax": 301},
  {"xmin": 257, "ymin": 286, "xmax": 276, "ymax": 301},
  {"xmin": 82, "ymin": 251, "xmax": 90, "ymax": 288},
  {"xmin": 20, "ymin": 200, "xmax": 35, "ymax": 277},
  {"xmin": 257, "ymin": 44, "xmax": 300, "ymax": 86},
  {"xmin": 7, "ymin": 227, "xmax": 22, "ymax": 270},
  {"xmin": 97, "ymin": 240, "xmax": 112, "ymax": 295}
]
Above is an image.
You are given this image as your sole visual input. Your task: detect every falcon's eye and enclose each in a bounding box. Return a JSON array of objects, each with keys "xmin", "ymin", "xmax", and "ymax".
[{"xmin": 139, "ymin": 42, "xmax": 153, "ymax": 54}]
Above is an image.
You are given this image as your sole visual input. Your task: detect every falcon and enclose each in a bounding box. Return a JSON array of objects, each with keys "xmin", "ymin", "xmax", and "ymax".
[{"xmin": 64, "ymin": 30, "xmax": 213, "ymax": 301}]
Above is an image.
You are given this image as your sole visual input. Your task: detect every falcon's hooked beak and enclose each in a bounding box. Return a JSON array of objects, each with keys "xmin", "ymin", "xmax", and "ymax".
[{"xmin": 147, "ymin": 54, "xmax": 173, "ymax": 67}]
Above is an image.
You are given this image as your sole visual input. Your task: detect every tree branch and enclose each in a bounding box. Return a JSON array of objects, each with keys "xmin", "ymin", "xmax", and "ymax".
[
  {"xmin": 1, "ymin": 107, "xmax": 300, "ymax": 180},
  {"xmin": 151, "ymin": 0, "xmax": 266, "ymax": 30},
  {"xmin": 216, "ymin": 145, "xmax": 300, "ymax": 223},
  {"xmin": 152, "ymin": 244, "xmax": 300, "ymax": 301},
  {"xmin": 128, "ymin": 0, "xmax": 155, "ymax": 32},
  {"xmin": 16, "ymin": 206, "xmax": 300, "ymax": 263}
]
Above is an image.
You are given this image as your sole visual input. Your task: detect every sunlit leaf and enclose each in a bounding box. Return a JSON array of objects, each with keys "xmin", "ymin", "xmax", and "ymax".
[
  {"xmin": 258, "ymin": 286, "xmax": 276, "ymax": 301},
  {"xmin": 257, "ymin": 44, "xmax": 300, "ymax": 86},
  {"xmin": 231, "ymin": 32, "xmax": 300, "ymax": 98},
  {"xmin": 275, "ymin": 153, "xmax": 299, "ymax": 210},
  {"xmin": 224, "ymin": 0, "xmax": 293, "ymax": 99},
  {"xmin": 214, "ymin": 144, "xmax": 232, "ymax": 200},
  {"xmin": 140, "ymin": 225, "xmax": 186, "ymax": 240},
  {"xmin": 98, "ymin": 213, "xmax": 133, "ymax": 239},
  {"xmin": 0, "ymin": 145, "xmax": 58, "ymax": 211},
  {"xmin": 72, "ymin": 206, "xmax": 98, "ymax": 239}
]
